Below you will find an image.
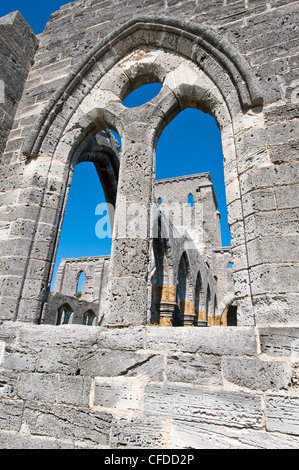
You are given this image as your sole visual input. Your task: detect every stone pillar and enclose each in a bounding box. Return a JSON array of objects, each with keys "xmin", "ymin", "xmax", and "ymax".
[
  {"xmin": 180, "ymin": 300, "xmax": 196, "ymax": 327},
  {"xmin": 158, "ymin": 286, "xmax": 177, "ymax": 326},
  {"xmin": 196, "ymin": 309, "xmax": 208, "ymax": 327},
  {"xmin": 103, "ymin": 123, "xmax": 155, "ymax": 326}
]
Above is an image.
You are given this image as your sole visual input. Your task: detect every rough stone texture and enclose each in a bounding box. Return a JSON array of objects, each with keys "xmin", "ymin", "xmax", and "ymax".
[
  {"xmin": 0, "ymin": 0, "xmax": 298, "ymax": 449},
  {"xmin": 0, "ymin": 11, "xmax": 38, "ymax": 156},
  {"xmin": 0, "ymin": 323, "xmax": 298, "ymax": 448}
]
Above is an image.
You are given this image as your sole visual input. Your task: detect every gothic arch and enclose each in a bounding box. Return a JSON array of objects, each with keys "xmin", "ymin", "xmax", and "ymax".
[
  {"xmin": 23, "ymin": 16, "xmax": 262, "ymax": 159},
  {"xmin": 56, "ymin": 303, "xmax": 73, "ymax": 325},
  {"xmin": 10, "ymin": 16, "xmax": 265, "ymax": 325}
]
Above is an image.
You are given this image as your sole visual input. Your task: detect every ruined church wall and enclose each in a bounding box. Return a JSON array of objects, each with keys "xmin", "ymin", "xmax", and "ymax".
[
  {"xmin": 0, "ymin": 11, "xmax": 37, "ymax": 156},
  {"xmin": 0, "ymin": 0, "xmax": 298, "ymax": 449},
  {"xmin": 0, "ymin": 0, "xmax": 297, "ymax": 325}
]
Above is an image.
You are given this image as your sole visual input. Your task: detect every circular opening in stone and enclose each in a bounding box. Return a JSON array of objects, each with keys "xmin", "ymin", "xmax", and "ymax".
[{"xmin": 122, "ymin": 82, "xmax": 162, "ymax": 108}]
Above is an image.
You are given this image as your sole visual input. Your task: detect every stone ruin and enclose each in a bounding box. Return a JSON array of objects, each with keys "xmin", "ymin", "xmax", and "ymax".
[{"xmin": 0, "ymin": 0, "xmax": 298, "ymax": 449}]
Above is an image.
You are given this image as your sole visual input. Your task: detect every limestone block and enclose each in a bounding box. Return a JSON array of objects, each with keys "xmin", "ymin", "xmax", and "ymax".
[
  {"xmin": 144, "ymin": 383, "xmax": 263, "ymax": 429},
  {"xmin": 223, "ymin": 356, "xmax": 291, "ymax": 391},
  {"xmin": 104, "ymin": 278, "xmax": 147, "ymax": 326},
  {"xmin": 166, "ymin": 353, "xmax": 222, "ymax": 386},
  {"xmin": 247, "ymin": 235, "xmax": 299, "ymax": 266},
  {"xmin": 23, "ymin": 401, "xmax": 112, "ymax": 445},
  {"xmin": 97, "ymin": 326, "xmax": 145, "ymax": 351},
  {"xmin": 18, "ymin": 324, "xmax": 99, "ymax": 352},
  {"xmin": 259, "ymin": 327, "xmax": 299, "ymax": 358},
  {"xmin": 2, "ymin": 351, "xmax": 37, "ymax": 373},
  {"xmin": 265, "ymin": 394, "xmax": 299, "ymax": 436},
  {"xmin": 0, "ymin": 432, "xmax": 74, "ymax": 449},
  {"xmin": 80, "ymin": 348, "xmax": 163, "ymax": 381},
  {"xmin": 0, "ymin": 399, "xmax": 24, "ymax": 432},
  {"xmin": 17, "ymin": 372, "xmax": 92, "ymax": 407},
  {"xmin": 146, "ymin": 326, "xmax": 257, "ymax": 355},
  {"xmin": 93, "ymin": 377, "xmax": 144, "ymax": 413},
  {"xmin": 275, "ymin": 185, "xmax": 299, "ymax": 209},
  {"xmin": 110, "ymin": 238, "xmax": 149, "ymax": 278},
  {"xmin": 253, "ymin": 294, "xmax": 299, "ymax": 325},
  {"xmin": 250, "ymin": 264, "xmax": 299, "ymax": 295},
  {"xmin": 0, "ymin": 370, "xmax": 18, "ymax": 399},
  {"xmin": 111, "ymin": 415, "xmax": 168, "ymax": 448},
  {"xmin": 36, "ymin": 347, "xmax": 80, "ymax": 375},
  {"xmin": 242, "ymin": 188, "xmax": 277, "ymax": 218},
  {"xmin": 245, "ymin": 209, "xmax": 299, "ymax": 241},
  {"xmin": 169, "ymin": 420, "xmax": 299, "ymax": 449}
]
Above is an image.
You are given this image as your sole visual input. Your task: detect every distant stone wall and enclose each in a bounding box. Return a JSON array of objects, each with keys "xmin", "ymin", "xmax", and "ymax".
[{"xmin": 1, "ymin": 322, "xmax": 299, "ymax": 448}]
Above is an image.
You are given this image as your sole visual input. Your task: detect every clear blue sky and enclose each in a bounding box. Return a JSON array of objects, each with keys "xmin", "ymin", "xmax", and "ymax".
[
  {"xmin": 0, "ymin": 1, "xmax": 70, "ymax": 34},
  {"xmin": 0, "ymin": 2, "xmax": 231, "ymax": 289}
]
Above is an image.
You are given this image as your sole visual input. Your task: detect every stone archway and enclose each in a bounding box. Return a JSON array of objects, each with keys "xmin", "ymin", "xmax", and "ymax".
[{"xmin": 2, "ymin": 18, "xmax": 265, "ymax": 326}]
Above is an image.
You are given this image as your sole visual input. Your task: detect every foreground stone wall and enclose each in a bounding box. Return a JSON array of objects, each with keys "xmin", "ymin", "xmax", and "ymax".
[{"xmin": 1, "ymin": 322, "xmax": 299, "ymax": 448}]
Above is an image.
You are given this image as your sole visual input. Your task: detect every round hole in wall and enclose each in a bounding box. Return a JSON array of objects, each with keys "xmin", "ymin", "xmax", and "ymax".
[{"xmin": 122, "ymin": 82, "xmax": 162, "ymax": 108}]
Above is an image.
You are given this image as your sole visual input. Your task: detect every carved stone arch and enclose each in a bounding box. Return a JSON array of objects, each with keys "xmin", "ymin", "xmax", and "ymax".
[
  {"xmin": 22, "ymin": 16, "xmax": 262, "ymax": 159},
  {"xmin": 78, "ymin": 131, "xmax": 120, "ymax": 209},
  {"xmin": 83, "ymin": 309, "xmax": 96, "ymax": 326},
  {"xmin": 56, "ymin": 303, "xmax": 73, "ymax": 325},
  {"xmin": 6, "ymin": 15, "xmax": 265, "ymax": 325},
  {"xmin": 176, "ymin": 251, "xmax": 195, "ymax": 326}
]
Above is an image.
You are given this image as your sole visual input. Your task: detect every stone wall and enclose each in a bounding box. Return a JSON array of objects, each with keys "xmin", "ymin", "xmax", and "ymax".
[
  {"xmin": 1, "ymin": 322, "xmax": 299, "ymax": 448},
  {"xmin": 0, "ymin": 11, "xmax": 37, "ymax": 156},
  {"xmin": 0, "ymin": 0, "xmax": 298, "ymax": 449}
]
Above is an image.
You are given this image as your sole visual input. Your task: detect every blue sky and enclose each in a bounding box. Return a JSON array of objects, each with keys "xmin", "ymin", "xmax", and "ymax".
[
  {"xmin": 0, "ymin": 1, "xmax": 70, "ymax": 34},
  {"xmin": 0, "ymin": 2, "xmax": 231, "ymax": 288}
]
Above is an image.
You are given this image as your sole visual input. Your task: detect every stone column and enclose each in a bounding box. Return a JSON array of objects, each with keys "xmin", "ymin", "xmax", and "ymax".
[
  {"xmin": 158, "ymin": 286, "xmax": 177, "ymax": 326},
  {"xmin": 180, "ymin": 300, "xmax": 196, "ymax": 327},
  {"xmin": 103, "ymin": 119, "xmax": 155, "ymax": 326}
]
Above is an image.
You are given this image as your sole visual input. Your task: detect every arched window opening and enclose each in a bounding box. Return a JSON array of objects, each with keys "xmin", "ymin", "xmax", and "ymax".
[
  {"xmin": 122, "ymin": 82, "xmax": 162, "ymax": 108},
  {"xmin": 227, "ymin": 301, "xmax": 238, "ymax": 326},
  {"xmin": 206, "ymin": 285, "xmax": 211, "ymax": 319},
  {"xmin": 155, "ymin": 108, "xmax": 231, "ymax": 248},
  {"xmin": 56, "ymin": 304, "xmax": 73, "ymax": 326},
  {"xmin": 195, "ymin": 271, "xmax": 205, "ymax": 325},
  {"xmin": 188, "ymin": 194, "xmax": 194, "ymax": 207},
  {"xmin": 76, "ymin": 271, "xmax": 85, "ymax": 297},
  {"xmin": 83, "ymin": 309, "xmax": 96, "ymax": 326},
  {"xmin": 176, "ymin": 253, "xmax": 194, "ymax": 326},
  {"xmin": 158, "ymin": 197, "xmax": 162, "ymax": 205},
  {"xmin": 50, "ymin": 129, "xmax": 120, "ymax": 293}
]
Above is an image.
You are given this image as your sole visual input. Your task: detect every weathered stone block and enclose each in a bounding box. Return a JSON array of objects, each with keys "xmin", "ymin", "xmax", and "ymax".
[
  {"xmin": 259, "ymin": 327, "xmax": 299, "ymax": 358},
  {"xmin": 111, "ymin": 415, "xmax": 168, "ymax": 448},
  {"xmin": 93, "ymin": 377, "xmax": 144, "ymax": 412},
  {"xmin": 97, "ymin": 326, "xmax": 145, "ymax": 351},
  {"xmin": 223, "ymin": 356, "xmax": 291, "ymax": 391},
  {"xmin": 36, "ymin": 347, "xmax": 80, "ymax": 375},
  {"xmin": 80, "ymin": 348, "xmax": 164, "ymax": 381},
  {"xmin": 144, "ymin": 384, "xmax": 263, "ymax": 429},
  {"xmin": 146, "ymin": 326, "xmax": 257, "ymax": 355},
  {"xmin": 265, "ymin": 394, "xmax": 299, "ymax": 436},
  {"xmin": 169, "ymin": 420, "xmax": 299, "ymax": 449},
  {"xmin": 0, "ymin": 399, "xmax": 24, "ymax": 431},
  {"xmin": 17, "ymin": 372, "xmax": 92, "ymax": 407},
  {"xmin": 166, "ymin": 353, "xmax": 222, "ymax": 386},
  {"xmin": 23, "ymin": 401, "xmax": 112, "ymax": 445}
]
